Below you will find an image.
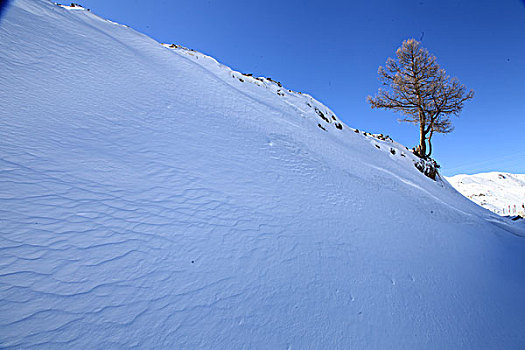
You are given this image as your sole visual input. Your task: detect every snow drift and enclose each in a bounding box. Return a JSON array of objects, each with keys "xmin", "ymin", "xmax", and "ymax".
[{"xmin": 1, "ymin": 0, "xmax": 525, "ymax": 348}]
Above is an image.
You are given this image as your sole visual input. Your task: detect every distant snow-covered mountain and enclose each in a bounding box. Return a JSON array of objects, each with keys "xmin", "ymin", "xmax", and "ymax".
[
  {"xmin": 2, "ymin": 0, "xmax": 525, "ymax": 349},
  {"xmin": 447, "ymin": 172, "xmax": 525, "ymax": 215}
]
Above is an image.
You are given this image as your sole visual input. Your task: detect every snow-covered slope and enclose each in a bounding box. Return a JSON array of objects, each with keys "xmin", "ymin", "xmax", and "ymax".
[
  {"xmin": 447, "ymin": 172, "xmax": 525, "ymax": 215},
  {"xmin": 1, "ymin": 1, "xmax": 525, "ymax": 348}
]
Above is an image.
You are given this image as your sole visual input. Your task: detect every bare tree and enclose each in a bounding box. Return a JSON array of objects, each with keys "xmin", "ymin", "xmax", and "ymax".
[{"xmin": 368, "ymin": 39, "xmax": 474, "ymax": 158}]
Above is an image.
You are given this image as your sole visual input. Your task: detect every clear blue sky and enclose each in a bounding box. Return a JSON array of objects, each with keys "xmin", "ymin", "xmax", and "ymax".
[{"xmin": 75, "ymin": 0, "xmax": 524, "ymax": 176}]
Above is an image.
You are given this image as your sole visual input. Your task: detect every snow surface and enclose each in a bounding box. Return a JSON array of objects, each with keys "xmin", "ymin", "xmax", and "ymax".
[
  {"xmin": 1, "ymin": 0, "xmax": 525, "ymax": 348},
  {"xmin": 447, "ymin": 172, "xmax": 525, "ymax": 215}
]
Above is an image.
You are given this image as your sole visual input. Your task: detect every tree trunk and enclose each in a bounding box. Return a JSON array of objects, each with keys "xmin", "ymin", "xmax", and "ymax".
[
  {"xmin": 426, "ymin": 129, "xmax": 434, "ymax": 158},
  {"xmin": 416, "ymin": 113, "xmax": 426, "ymax": 158}
]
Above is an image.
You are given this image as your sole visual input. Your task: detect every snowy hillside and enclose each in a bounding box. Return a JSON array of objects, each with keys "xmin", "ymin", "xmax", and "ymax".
[
  {"xmin": 1, "ymin": 0, "xmax": 525, "ymax": 348},
  {"xmin": 447, "ymin": 172, "xmax": 525, "ymax": 215}
]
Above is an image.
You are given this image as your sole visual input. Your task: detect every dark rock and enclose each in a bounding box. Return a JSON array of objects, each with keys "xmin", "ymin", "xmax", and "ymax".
[{"xmin": 414, "ymin": 158, "xmax": 440, "ymax": 181}]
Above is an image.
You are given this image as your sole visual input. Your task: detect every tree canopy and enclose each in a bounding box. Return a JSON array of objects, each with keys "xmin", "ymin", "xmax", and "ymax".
[{"xmin": 368, "ymin": 39, "xmax": 474, "ymax": 158}]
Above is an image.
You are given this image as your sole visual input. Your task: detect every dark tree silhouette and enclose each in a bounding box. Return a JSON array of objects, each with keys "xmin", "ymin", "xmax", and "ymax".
[{"xmin": 368, "ymin": 39, "xmax": 474, "ymax": 158}]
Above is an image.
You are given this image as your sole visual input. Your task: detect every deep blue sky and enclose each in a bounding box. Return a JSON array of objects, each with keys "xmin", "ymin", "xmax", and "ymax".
[{"xmin": 76, "ymin": 0, "xmax": 524, "ymax": 176}]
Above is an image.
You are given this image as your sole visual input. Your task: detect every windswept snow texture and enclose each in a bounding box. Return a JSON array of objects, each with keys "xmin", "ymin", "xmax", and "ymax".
[
  {"xmin": 447, "ymin": 172, "xmax": 525, "ymax": 215},
  {"xmin": 1, "ymin": 1, "xmax": 525, "ymax": 348}
]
